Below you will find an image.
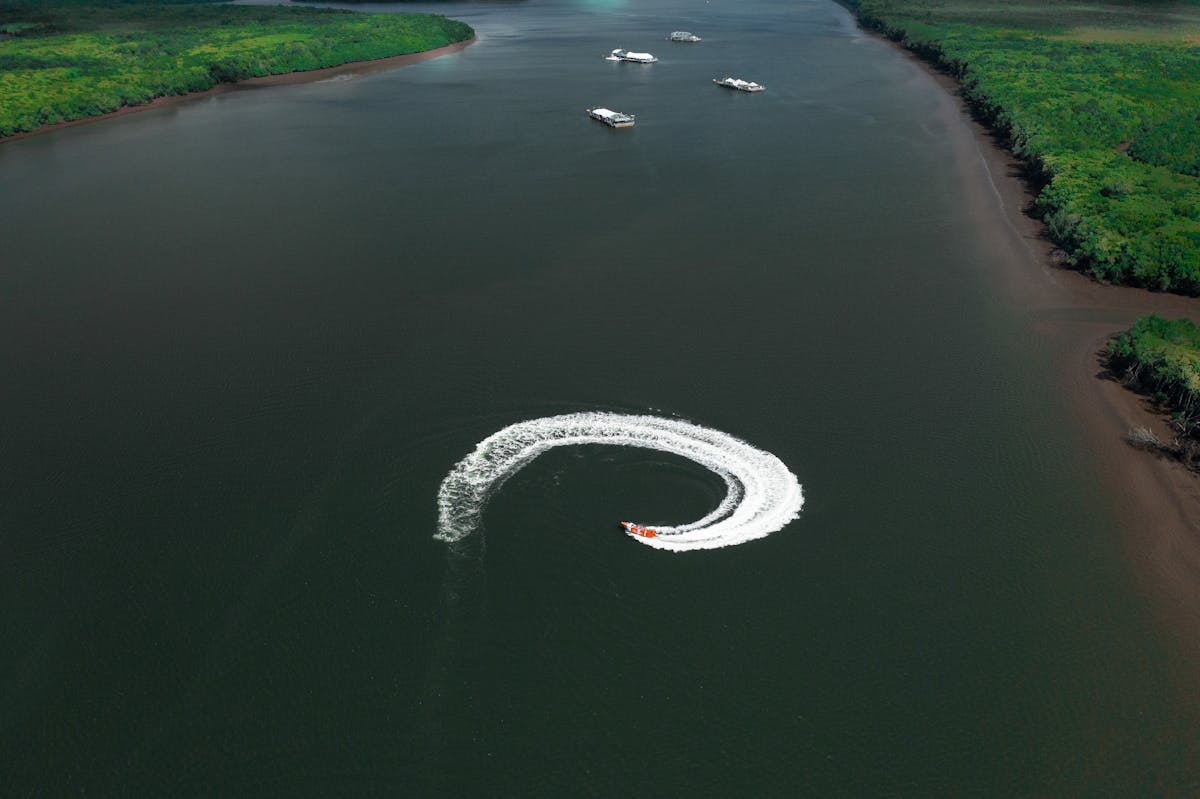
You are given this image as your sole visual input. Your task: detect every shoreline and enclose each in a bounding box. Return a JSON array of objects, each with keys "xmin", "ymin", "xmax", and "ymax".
[
  {"xmin": 0, "ymin": 36, "xmax": 475, "ymax": 145},
  {"xmin": 854, "ymin": 20, "xmax": 1200, "ymax": 691}
]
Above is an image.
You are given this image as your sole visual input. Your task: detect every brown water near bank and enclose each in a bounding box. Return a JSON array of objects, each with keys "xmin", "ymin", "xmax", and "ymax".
[
  {"xmin": 0, "ymin": 37, "xmax": 475, "ymax": 145},
  {"xmin": 879, "ymin": 36, "xmax": 1200, "ymax": 694}
]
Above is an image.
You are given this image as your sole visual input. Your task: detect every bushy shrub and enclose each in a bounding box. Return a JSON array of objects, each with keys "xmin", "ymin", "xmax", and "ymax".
[{"xmin": 1128, "ymin": 113, "xmax": 1200, "ymax": 177}]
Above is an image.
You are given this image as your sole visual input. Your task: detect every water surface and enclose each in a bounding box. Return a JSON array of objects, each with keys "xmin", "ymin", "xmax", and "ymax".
[{"xmin": 2, "ymin": 0, "xmax": 1198, "ymax": 794}]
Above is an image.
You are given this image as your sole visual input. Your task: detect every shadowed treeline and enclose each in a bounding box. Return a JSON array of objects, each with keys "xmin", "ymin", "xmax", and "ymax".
[
  {"xmin": 0, "ymin": 0, "xmax": 473, "ymax": 137},
  {"xmin": 1109, "ymin": 314, "xmax": 1200, "ymax": 465}
]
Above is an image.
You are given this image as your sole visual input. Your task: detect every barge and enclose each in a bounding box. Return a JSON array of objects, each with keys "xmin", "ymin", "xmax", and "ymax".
[
  {"xmin": 713, "ymin": 77, "xmax": 765, "ymax": 92},
  {"xmin": 606, "ymin": 48, "xmax": 658, "ymax": 63},
  {"xmin": 587, "ymin": 107, "xmax": 636, "ymax": 128}
]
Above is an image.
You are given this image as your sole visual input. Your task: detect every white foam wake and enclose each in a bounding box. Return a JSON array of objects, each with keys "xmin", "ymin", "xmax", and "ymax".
[{"xmin": 435, "ymin": 412, "xmax": 803, "ymax": 552}]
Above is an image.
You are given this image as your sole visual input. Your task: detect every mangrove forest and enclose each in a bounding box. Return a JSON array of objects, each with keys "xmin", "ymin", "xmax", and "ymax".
[
  {"xmin": 1109, "ymin": 313, "xmax": 1200, "ymax": 465},
  {"xmin": 846, "ymin": 0, "xmax": 1200, "ymax": 293},
  {"xmin": 0, "ymin": 0, "xmax": 473, "ymax": 138}
]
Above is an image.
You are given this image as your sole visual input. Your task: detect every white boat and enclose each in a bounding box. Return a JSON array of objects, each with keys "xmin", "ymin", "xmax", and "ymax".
[
  {"xmin": 587, "ymin": 108, "xmax": 636, "ymax": 128},
  {"xmin": 605, "ymin": 48, "xmax": 658, "ymax": 63},
  {"xmin": 713, "ymin": 77, "xmax": 765, "ymax": 92},
  {"xmin": 668, "ymin": 31, "xmax": 701, "ymax": 42}
]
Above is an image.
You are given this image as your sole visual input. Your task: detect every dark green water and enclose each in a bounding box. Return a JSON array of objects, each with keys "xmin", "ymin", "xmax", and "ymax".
[{"xmin": 2, "ymin": 0, "xmax": 1198, "ymax": 794}]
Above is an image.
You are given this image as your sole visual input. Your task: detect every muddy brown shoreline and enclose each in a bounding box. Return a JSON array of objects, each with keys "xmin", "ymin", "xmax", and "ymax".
[
  {"xmin": 0, "ymin": 37, "xmax": 475, "ymax": 145},
  {"xmin": 860, "ymin": 26, "xmax": 1200, "ymax": 689}
]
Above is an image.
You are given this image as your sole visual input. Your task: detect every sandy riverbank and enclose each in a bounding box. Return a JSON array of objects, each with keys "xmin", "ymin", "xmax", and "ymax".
[
  {"xmin": 0, "ymin": 37, "xmax": 475, "ymax": 145},
  {"xmin": 865, "ymin": 29, "xmax": 1200, "ymax": 691}
]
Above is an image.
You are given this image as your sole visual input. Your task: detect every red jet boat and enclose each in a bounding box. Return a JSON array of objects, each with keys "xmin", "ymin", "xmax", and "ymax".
[{"xmin": 620, "ymin": 521, "xmax": 657, "ymax": 539}]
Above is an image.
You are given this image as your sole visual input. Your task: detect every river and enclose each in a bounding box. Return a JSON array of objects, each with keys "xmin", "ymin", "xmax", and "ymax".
[{"xmin": 1, "ymin": 0, "xmax": 1197, "ymax": 793}]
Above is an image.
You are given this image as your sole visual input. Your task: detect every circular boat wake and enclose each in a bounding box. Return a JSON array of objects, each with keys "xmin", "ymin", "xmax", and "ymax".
[{"xmin": 435, "ymin": 412, "xmax": 803, "ymax": 552}]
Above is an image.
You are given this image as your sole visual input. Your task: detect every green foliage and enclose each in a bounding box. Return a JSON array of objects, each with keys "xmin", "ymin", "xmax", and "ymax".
[
  {"xmin": 1109, "ymin": 314, "xmax": 1200, "ymax": 422},
  {"xmin": 0, "ymin": 2, "xmax": 473, "ymax": 137},
  {"xmin": 1128, "ymin": 112, "xmax": 1200, "ymax": 177},
  {"xmin": 846, "ymin": 0, "xmax": 1200, "ymax": 293}
]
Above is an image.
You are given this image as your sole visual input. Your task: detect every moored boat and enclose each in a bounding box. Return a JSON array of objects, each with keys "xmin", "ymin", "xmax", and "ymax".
[
  {"xmin": 713, "ymin": 76, "xmax": 765, "ymax": 92},
  {"xmin": 587, "ymin": 107, "xmax": 636, "ymax": 128},
  {"xmin": 668, "ymin": 31, "xmax": 701, "ymax": 42},
  {"xmin": 606, "ymin": 48, "xmax": 658, "ymax": 63}
]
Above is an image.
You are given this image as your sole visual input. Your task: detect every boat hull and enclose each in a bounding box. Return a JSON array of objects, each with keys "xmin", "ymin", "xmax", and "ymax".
[
  {"xmin": 607, "ymin": 49, "xmax": 658, "ymax": 63},
  {"xmin": 586, "ymin": 108, "xmax": 635, "ymax": 128},
  {"xmin": 713, "ymin": 78, "xmax": 765, "ymax": 92}
]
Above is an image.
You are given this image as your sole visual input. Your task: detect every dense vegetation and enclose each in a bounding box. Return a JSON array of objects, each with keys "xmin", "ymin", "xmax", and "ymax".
[
  {"xmin": 1128, "ymin": 111, "xmax": 1200, "ymax": 177},
  {"xmin": 845, "ymin": 0, "xmax": 1200, "ymax": 293},
  {"xmin": 0, "ymin": 0, "xmax": 473, "ymax": 137},
  {"xmin": 1109, "ymin": 314, "xmax": 1200, "ymax": 463}
]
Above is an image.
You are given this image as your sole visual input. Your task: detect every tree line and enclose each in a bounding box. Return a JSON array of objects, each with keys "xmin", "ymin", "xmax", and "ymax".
[
  {"xmin": 0, "ymin": 1, "xmax": 473, "ymax": 137},
  {"xmin": 846, "ymin": 0, "xmax": 1200, "ymax": 293}
]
